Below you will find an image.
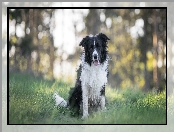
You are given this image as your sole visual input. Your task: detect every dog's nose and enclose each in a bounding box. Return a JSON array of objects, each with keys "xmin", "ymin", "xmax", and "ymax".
[{"xmin": 94, "ymin": 54, "xmax": 98, "ymax": 59}]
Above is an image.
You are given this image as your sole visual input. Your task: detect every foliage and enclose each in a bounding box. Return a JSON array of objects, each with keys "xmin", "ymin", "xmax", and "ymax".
[
  {"xmin": 8, "ymin": 8, "xmax": 166, "ymax": 92},
  {"xmin": 9, "ymin": 9, "xmax": 55, "ymax": 79},
  {"xmin": 9, "ymin": 73, "xmax": 166, "ymax": 124}
]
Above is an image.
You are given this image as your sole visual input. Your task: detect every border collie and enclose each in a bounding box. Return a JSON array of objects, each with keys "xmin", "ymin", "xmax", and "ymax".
[{"xmin": 53, "ymin": 33, "xmax": 110, "ymax": 119}]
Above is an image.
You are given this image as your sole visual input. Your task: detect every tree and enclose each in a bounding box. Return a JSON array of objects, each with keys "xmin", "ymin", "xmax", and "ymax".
[
  {"xmin": 9, "ymin": 9, "xmax": 56, "ymax": 79},
  {"xmin": 138, "ymin": 9, "xmax": 166, "ymax": 91},
  {"xmin": 85, "ymin": 9, "xmax": 101, "ymax": 35}
]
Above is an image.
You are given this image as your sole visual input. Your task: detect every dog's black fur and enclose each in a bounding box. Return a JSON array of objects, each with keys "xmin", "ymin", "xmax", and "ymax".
[
  {"xmin": 79, "ymin": 33, "xmax": 109, "ymax": 66},
  {"xmin": 68, "ymin": 33, "xmax": 110, "ymax": 116}
]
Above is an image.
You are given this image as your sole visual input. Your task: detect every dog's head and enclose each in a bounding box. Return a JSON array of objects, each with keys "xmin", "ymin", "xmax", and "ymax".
[{"xmin": 79, "ymin": 33, "xmax": 110, "ymax": 66}]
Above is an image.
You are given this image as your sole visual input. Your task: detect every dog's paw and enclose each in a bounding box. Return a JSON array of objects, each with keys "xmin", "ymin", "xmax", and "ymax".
[
  {"xmin": 103, "ymin": 107, "xmax": 107, "ymax": 110},
  {"xmin": 81, "ymin": 114, "xmax": 89, "ymax": 120},
  {"xmin": 101, "ymin": 106, "xmax": 107, "ymax": 111}
]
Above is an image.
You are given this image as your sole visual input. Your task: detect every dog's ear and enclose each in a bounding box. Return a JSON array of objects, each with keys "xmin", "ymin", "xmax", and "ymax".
[
  {"xmin": 79, "ymin": 36, "xmax": 89, "ymax": 47},
  {"xmin": 97, "ymin": 33, "xmax": 110, "ymax": 43}
]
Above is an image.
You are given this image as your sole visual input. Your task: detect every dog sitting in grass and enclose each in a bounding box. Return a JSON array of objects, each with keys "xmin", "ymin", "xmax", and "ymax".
[{"xmin": 53, "ymin": 33, "xmax": 110, "ymax": 119}]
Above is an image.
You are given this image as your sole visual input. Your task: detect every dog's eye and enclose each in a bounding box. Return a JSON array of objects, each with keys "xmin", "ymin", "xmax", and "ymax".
[{"xmin": 96, "ymin": 44, "xmax": 101, "ymax": 48}]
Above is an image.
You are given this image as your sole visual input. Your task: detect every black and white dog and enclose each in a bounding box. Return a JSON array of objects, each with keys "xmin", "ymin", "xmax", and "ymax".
[{"xmin": 54, "ymin": 33, "xmax": 110, "ymax": 119}]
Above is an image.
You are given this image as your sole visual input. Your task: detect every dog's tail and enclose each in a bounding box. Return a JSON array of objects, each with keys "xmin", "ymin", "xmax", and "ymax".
[{"xmin": 53, "ymin": 93, "xmax": 68, "ymax": 107}]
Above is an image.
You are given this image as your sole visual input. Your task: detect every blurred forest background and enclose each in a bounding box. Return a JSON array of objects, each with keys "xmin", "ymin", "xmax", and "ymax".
[{"xmin": 7, "ymin": 5, "xmax": 166, "ymax": 92}]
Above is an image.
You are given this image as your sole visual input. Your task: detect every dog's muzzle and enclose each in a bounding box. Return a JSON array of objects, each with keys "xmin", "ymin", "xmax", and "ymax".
[{"xmin": 93, "ymin": 54, "xmax": 99, "ymax": 66}]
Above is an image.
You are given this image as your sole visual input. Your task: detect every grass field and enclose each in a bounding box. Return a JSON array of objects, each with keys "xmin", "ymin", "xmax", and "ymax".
[{"xmin": 9, "ymin": 73, "xmax": 166, "ymax": 124}]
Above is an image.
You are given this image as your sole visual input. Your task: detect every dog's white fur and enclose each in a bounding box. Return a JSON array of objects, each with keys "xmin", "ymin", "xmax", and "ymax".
[
  {"xmin": 80, "ymin": 53, "xmax": 108, "ymax": 119},
  {"xmin": 53, "ymin": 93, "xmax": 67, "ymax": 107}
]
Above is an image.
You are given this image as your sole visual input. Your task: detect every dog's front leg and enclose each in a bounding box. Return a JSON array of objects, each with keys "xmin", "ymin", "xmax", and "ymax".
[
  {"xmin": 100, "ymin": 95, "xmax": 106, "ymax": 110},
  {"xmin": 81, "ymin": 84, "xmax": 89, "ymax": 119}
]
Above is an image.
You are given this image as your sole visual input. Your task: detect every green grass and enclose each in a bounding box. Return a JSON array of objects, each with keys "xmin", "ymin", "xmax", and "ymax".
[{"xmin": 9, "ymin": 73, "xmax": 166, "ymax": 124}]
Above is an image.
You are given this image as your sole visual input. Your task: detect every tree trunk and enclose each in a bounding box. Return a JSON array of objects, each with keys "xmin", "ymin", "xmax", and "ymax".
[
  {"xmin": 144, "ymin": 63, "xmax": 150, "ymax": 91},
  {"xmin": 153, "ymin": 9, "xmax": 159, "ymax": 91}
]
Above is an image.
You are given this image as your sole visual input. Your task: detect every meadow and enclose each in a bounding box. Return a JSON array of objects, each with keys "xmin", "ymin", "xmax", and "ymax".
[{"xmin": 9, "ymin": 73, "xmax": 166, "ymax": 124}]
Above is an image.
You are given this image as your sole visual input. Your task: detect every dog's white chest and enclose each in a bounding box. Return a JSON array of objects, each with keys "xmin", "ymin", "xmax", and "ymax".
[
  {"xmin": 80, "ymin": 61, "xmax": 108, "ymax": 101},
  {"xmin": 81, "ymin": 63, "xmax": 107, "ymax": 86}
]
